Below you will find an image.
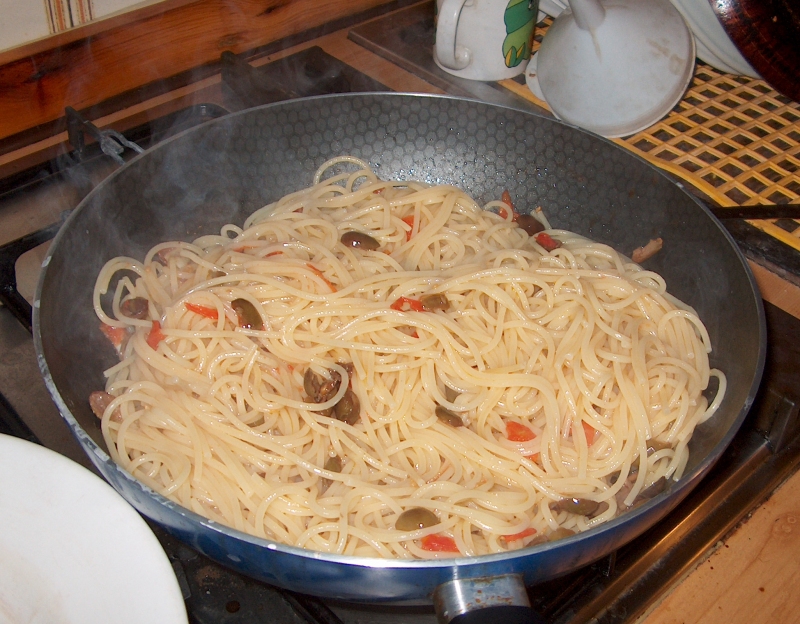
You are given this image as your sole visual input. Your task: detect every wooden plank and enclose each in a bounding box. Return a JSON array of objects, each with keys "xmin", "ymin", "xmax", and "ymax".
[
  {"xmin": 642, "ymin": 468, "xmax": 800, "ymax": 624},
  {"xmin": 0, "ymin": 0, "xmax": 393, "ymax": 142},
  {"xmin": 749, "ymin": 260, "xmax": 800, "ymax": 320}
]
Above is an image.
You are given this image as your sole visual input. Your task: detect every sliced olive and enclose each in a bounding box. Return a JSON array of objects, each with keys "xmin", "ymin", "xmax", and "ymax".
[
  {"xmin": 320, "ymin": 455, "xmax": 342, "ymax": 492},
  {"xmin": 550, "ymin": 497, "xmax": 600, "ymax": 516},
  {"xmin": 396, "ymin": 507, "xmax": 439, "ymax": 531},
  {"xmin": 120, "ymin": 297, "xmax": 149, "ymax": 319},
  {"xmin": 516, "ymin": 213, "xmax": 546, "ymax": 236},
  {"xmin": 547, "ymin": 527, "xmax": 575, "ymax": 542},
  {"xmin": 337, "ymin": 361, "xmax": 356, "ymax": 381},
  {"xmin": 323, "ymin": 455, "xmax": 343, "ymax": 473},
  {"xmin": 304, "ymin": 368, "xmax": 342, "ymax": 403},
  {"xmin": 334, "ymin": 389, "xmax": 361, "ymax": 425},
  {"xmin": 646, "ymin": 438, "xmax": 672, "ymax": 455},
  {"xmin": 341, "ymin": 231, "xmax": 380, "ymax": 251},
  {"xmin": 420, "ymin": 293, "xmax": 450, "ymax": 311},
  {"xmin": 590, "ymin": 501, "xmax": 610, "ymax": 518},
  {"xmin": 444, "ymin": 386, "xmax": 460, "ymax": 403},
  {"xmin": 435, "ymin": 405, "xmax": 464, "ymax": 427},
  {"xmin": 231, "ymin": 298, "xmax": 263, "ymax": 330}
]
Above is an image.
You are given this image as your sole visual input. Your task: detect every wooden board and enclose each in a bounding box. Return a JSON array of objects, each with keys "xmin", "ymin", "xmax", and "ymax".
[{"xmin": 642, "ymin": 467, "xmax": 800, "ymax": 624}]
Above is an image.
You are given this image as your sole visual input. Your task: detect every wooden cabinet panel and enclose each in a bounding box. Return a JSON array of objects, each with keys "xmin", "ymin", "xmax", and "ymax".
[{"xmin": 0, "ymin": 0, "xmax": 392, "ymax": 142}]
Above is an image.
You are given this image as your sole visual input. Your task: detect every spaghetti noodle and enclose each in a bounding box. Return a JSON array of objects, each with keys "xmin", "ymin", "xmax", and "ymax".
[{"xmin": 91, "ymin": 156, "xmax": 725, "ymax": 559}]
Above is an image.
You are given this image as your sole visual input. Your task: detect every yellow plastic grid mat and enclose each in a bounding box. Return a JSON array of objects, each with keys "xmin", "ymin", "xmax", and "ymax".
[{"xmin": 500, "ymin": 18, "xmax": 800, "ymax": 253}]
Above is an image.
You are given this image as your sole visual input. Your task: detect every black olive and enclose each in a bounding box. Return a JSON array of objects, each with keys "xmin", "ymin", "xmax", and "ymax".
[
  {"xmin": 120, "ymin": 297, "xmax": 149, "ymax": 319},
  {"xmin": 444, "ymin": 386, "xmax": 460, "ymax": 403},
  {"xmin": 547, "ymin": 527, "xmax": 575, "ymax": 542},
  {"xmin": 435, "ymin": 405, "xmax": 464, "ymax": 427},
  {"xmin": 517, "ymin": 214, "xmax": 546, "ymax": 236},
  {"xmin": 320, "ymin": 455, "xmax": 343, "ymax": 492},
  {"xmin": 341, "ymin": 231, "xmax": 380, "ymax": 251},
  {"xmin": 334, "ymin": 389, "xmax": 361, "ymax": 425},
  {"xmin": 550, "ymin": 497, "xmax": 600, "ymax": 516},
  {"xmin": 231, "ymin": 298, "xmax": 263, "ymax": 330},
  {"xmin": 420, "ymin": 293, "xmax": 450, "ymax": 311},
  {"xmin": 323, "ymin": 455, "xmax": 343, "ymax": 473},
  {"xmin": 395, "ymin": 507, "xmax": 439, "ymax": 531},
  {"xmin": 304, "ymin": 368, "xmax": 342, "ymax": 404}
]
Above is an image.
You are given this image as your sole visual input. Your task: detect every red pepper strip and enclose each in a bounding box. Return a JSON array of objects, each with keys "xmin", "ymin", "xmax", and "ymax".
[
  {"xmin": 582, "ymin": 421, "xmax": 597, "ymax": 445},
  {"xmin": 390, "ymin": 296, "xmax": 425, "ymax": 312},
  {"xmin": 265, "ymin": 251, "xmax": 283, "ymax": 257},
  {"xmin": 401, "ymin": 215, "xmax": 415, "ymax": 241},
  {"xmin": 307, "ymin": 264, "xmax": 337, "ymax": 292},
  {"xmin": 146, "ymin": 320, "xmax": 166, "ymax": 349},
  {"xmin": 420, "ymin": 534, "xmax": 460, "ymax": 553},
  {"xmin": 185, "ymin": 302, "xmax": 219, "ymax": 320},
  {"xmin": 504, "ymin": 527, "xmax": 537, "ymax": 542},
  {"xmin": 506, "ymin": 421, "xmax": 536, "ymax": 442},
  {"xmin": 500, "ymin": 190, "xmax": 519, "ymax": 221},
  {"xmin": 100, "ymin": 323, "xmax": 127, "ymax": 348},
  {"xmin": 535, "ymin": 232, "xmax": 562, "ymax": 251}
]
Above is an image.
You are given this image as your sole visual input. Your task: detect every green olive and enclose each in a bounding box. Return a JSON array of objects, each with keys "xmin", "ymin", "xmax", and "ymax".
[
  {"xmin": 323, "ymin": 455, "xmax": 343, "ymax": 473},
  {"xmin": 231, "ymin": 298, "xmax": 263, "ymax": 330},
  {"xmin": 395, "ymin": 507, "xmax": 439, "ymax": 531},
  {"xmin": 435, "ymin": 405, "xmax": 464, "ymax": 427},
  {"xmin": 516, "ymin": 214, "xmax": 545, "ymax": 236},
  {"xmin": 120, "ymin": 297, "xmax": 149, "ymax": 319},
  {"xmin": 334, "ymin": 389, "xmax": 361, "ymax": 425},
  {"xmin": 444, "ymin": 386, "xmax": 460, "ymax": 403},
  {"xmin": 304, "ymin": 368, "xmax": 342, "ymax": 404},
  {"xmin": 341, "ymin": 231, "xmax": 380, "ymax": 251},
  {"xmin": 550, "ymin": 497, "xmax": 600, "ymax": 516},
  {"xmin": 547, "ymin": 527, "xmax": 575, "ymax": 542},
  {"xmin": 420, "ymin": 293, "xmax": 450, "ymax": 311}
]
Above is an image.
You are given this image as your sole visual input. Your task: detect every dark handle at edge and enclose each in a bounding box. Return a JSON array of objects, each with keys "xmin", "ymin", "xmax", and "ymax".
[{"xmin": 449, "ymin": 605, "xmax": 548, "ymax": 624}]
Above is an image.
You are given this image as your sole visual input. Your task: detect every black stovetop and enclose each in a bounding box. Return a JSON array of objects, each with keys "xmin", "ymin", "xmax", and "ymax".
[{"xmin": 1, "ymin": 45, "xmax": 799, "ymax": 624}]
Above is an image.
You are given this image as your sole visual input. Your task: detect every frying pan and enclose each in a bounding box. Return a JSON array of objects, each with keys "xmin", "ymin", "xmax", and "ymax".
[{"xmin": 33, "ymin": 93, "xmax": 765, "ymax": 621}]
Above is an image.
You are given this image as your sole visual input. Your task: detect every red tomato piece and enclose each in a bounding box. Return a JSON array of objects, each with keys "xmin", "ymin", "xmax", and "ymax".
[
  {"xmin": 100, "ymin": 323, "xmax": 127, "ymax": 348},
  {"xmin": 307, "ymin": 264, "xmax": 337, "ymax": 292},
  {"xmin": 185, "ymin": 303, "xmax": 219, "ymax": 320},
  {"xmin": 535, "ymin": 233, "xmax": 562, "ymax": 251},
  {"xmin": 390, "ymin": 296, "xmax": 425, "ymax": 312},
  {"xmin": 582, "ymin": 421, "xmax": 597, "ymax": 445},
  {"xmin": 401, "ymin": 215, "xmax": 415, "ymax": 241},
  {"xmin": 146, "ymin": 320, "xmax": 166, "ymax": 349},
  {"xmin": 420, "ymin": 534, "xmax": 460, "ymax": 552},
  {"xmin": 506, "ymin": 421, "xmax": 536, "ymax": 442}
]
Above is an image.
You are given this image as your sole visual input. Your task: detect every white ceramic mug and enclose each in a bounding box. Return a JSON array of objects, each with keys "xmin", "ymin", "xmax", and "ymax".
[{"xmin": 434, "ymin": 0, "xmax": 540, "ymax": 81}]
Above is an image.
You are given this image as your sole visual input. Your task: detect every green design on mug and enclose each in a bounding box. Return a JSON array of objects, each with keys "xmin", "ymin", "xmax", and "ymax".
[{"xmin": 503, "ymin": 0, "xmax": 538, "ymax": 68}]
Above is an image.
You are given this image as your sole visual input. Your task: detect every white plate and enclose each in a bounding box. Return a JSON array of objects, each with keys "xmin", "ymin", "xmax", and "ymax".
[{"xmin": 0, "ymin": 434, "xmax": 187, "ymax": 624}]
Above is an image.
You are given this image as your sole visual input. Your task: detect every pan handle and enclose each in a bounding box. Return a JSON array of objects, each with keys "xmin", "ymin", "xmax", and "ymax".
[{"xmin": 433, "ymin": 575, "xmax": 547, "ymax": 624}]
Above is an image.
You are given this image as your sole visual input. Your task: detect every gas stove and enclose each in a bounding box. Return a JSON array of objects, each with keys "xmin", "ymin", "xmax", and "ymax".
[{"xmin": 1, "ymin": 44, "xmax": 799, "ymax": 624}]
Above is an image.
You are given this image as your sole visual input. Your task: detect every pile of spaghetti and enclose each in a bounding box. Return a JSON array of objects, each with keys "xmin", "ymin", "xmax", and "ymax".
[{"xmin": 91, "ymin": 156, "xmax": 726, "ymax": 559}]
